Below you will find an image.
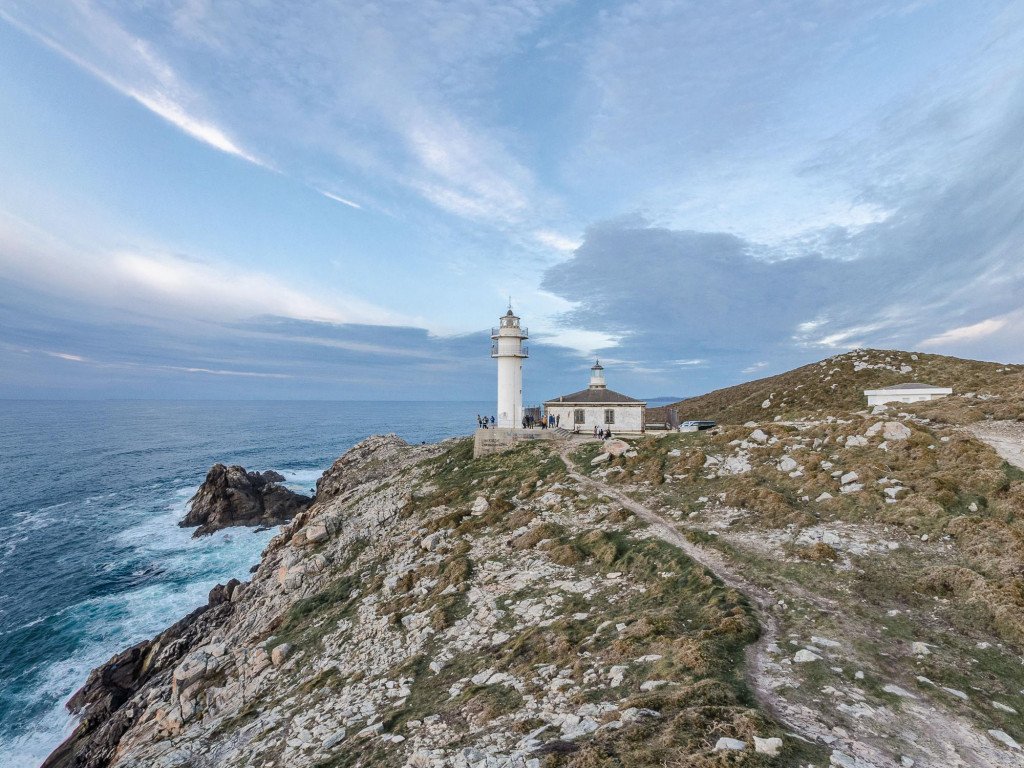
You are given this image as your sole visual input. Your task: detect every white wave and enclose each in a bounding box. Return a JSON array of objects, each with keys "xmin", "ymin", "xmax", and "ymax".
[
  {"xmin": 281, "ymin": 468, "xmax": 324, "ymax": 484},
  {"xmin": 2, "ymin": 491, "xmax": 274, "ymax": 766}
]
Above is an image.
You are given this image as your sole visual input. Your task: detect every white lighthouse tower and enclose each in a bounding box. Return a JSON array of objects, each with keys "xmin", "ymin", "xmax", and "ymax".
[{"xmin": 491, "ymin": 306, "xmax": 528, "ymax": 428}]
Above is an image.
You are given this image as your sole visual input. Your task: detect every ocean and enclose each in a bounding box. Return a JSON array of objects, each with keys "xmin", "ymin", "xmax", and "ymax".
[{"xmin": 0, "ymin": 400, "xmax": 486, "ymax": 768}]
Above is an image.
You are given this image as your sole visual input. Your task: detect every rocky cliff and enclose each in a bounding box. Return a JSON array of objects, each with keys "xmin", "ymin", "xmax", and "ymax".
[
  {"xmin": 43, "ymin": 433, "xmax": 819, "ymax": 767},
  {"xmin": 179, "ymin": 464, "xmax": 311, "ymax": 537},
  {"xmin": 43, "ymin": 355, "xmax": 1024, "ymax": 767}
]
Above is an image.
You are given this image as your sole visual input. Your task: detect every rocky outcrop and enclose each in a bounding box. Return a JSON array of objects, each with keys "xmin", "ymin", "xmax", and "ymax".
[
  {"xmin": 180, "ymin": 464, "xmax": 311, "ymax": 537},
  {"xmin": 42, "ymin": 581, "xmax": 243, "ymax": 768},
  {"xmin": 315, "ymin": 434, "xmax": 410, "ymax": 500}
]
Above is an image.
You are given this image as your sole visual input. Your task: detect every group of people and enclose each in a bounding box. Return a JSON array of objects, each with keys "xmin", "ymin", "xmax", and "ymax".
[
  {"xmin": 521, "ymin": 414, "xmax": 561, "ymax": 429},
  {"xmin": 475, "ymin": 414, "xmax": 609, "ymax": 438}
]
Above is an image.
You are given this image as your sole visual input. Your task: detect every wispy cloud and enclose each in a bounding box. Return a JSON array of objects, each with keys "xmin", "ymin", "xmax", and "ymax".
[
  {"xmin": 920, "ymin": 317, "xmax": 1009, "ymax": 347},
  {"xmin": 43, "ymin": 351, "xmax": 86, "ymax": 362},
  {"xmin": 0, "ymin": 212, "xmax": 416, "ymax": 329},
  {"xmin": 742, "ymin": 361, "xmax": 769, "ymax": 374},
  {"xmin": 0, "ymin": 4, "xmax": 262, "ymax": 166},
  {"xmin": 318, "ymin": 190, "xmax": 362, "ymax": 210},
  {"xmin": 533, "ymin": 230, "xmax": 582, "ymax": 252}
]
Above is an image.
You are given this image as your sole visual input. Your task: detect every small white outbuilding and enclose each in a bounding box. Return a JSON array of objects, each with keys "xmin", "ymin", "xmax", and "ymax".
[{"xmin": 864, "ymin": 383, "xmax": 952, "ymax": 406}]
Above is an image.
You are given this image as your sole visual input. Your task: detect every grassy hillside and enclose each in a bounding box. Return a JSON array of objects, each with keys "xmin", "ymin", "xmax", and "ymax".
[{"xmin": 669, "ymin": 349, "xmax": 1024, "ymax": 425}]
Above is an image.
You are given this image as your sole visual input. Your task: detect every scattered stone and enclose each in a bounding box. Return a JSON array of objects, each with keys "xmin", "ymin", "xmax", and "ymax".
[
  {"xmin": 639, "ymin": 680, "xmax": 669, "ymax": 692},
  {"xmin": 883, "ymin": 422, "xmax": 912, "ymax": 441},
  {"xmin": 845, "ymin": 435, "xmax": 868, "ymax": 447},
  {"xmin": 794, "ymin": 649, "xmax": 822, "ymax": 663},
  {"xmin": 603, "ymin": 439, "xmax": 630, "ymax": 457},
  {"xmin": 754, "ymin": 736, "xmax": 783, "ymax": 756},
  {"xmin": 750, "ymin": 429, "xmax": 769, "ymax": 444},
  {"xmin": 323, "ymin": 729, "xmax": 347, "ymax": 749},
  {"xmin": 608, "ymin": 666, "xmax": 628, "ymax": 687},
  {"xmin": 989, "ymin": 730, "xmax": 1021, "ymax": 750},
  {"xmin": 591, "ymin": 453, "xmax": 611, "ymax": 466},
  {"xmin": 471, "ymin": 496, "xmax": 489, "ymax": 514},
  {"xmin": 910, "ymin": 642, "xmax": 930, "ymax": 656},
  {"xmin": 993, "ymin": 701, "xmax": 1018, "ymax": 714},
  {"xmin": 840, "ymin": 471, "xmax": 859, "ymax": 485},
  {"xmin": 420, "ymin": 531, "xmax": 447, "ymax": 551},
  {"xmin": 271, "ymin": 643, "xmax": 292, "ymax": 667},
  {"xmin": 883, "ymin": 684, "xmax": 917, "ymax": 699},
  {"xmin": 714, "ymin": 737, "xmax": 747, "ymax": 751},
  {"xmin": 811, "ymin": 636, "xmax": 841, "ymax": 648},
  {"xmin": 816, "ymin": 492, "xmax": 834, "ymax": 502}
]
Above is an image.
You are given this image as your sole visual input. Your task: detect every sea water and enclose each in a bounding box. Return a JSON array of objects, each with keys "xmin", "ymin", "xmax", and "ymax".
[{"xmin": 0, "ymin": 400, "xmax": 485, "ymax": 767}]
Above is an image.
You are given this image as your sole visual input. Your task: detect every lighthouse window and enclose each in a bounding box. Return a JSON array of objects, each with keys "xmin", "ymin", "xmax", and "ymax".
[
  {"xmin": 573, "ymin": 409, "xmax": 585, "ymax": 424},
  {"xmin": 604, "ymin": 409, "xmax": 615, "ymax": 424}
]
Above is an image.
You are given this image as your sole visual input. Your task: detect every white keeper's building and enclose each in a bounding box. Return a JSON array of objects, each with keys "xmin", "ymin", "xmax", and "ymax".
[{"xmin": 544, "ymin": 361, "xmax": 646, "ymax": 434}]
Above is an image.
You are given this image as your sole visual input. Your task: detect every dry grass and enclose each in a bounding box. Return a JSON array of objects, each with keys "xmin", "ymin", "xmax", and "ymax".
[{"xmin": 667, "ymin": 349, "xmax": 1024, "ymax": 424}]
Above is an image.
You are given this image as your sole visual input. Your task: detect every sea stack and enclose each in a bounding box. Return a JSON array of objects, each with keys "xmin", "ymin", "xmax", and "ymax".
[{"xmin": 180, "ymin": 464, "xmax": 311, "ymax": 537}]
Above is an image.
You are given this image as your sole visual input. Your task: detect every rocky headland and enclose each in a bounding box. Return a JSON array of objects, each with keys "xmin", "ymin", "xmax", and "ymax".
[
  {"xmin": 179, "ymin": 464, "xmax": 312, "ymax": 537},
  {"xmin": 42, "ymin": 351, "xmax": 1024, "ymax": 768}
]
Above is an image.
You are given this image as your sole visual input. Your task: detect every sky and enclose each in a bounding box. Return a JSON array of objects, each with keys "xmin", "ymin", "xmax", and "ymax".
[{"xmin": 0, "ymin": 0, "xmax": 1022, "ymax": 401}]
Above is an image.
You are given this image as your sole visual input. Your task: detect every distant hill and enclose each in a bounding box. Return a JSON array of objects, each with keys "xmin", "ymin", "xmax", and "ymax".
[
  {"xmin": 643, "ymin": 396, "xmax": 686, "ymax": 406},
  {"xmin": 666, "ymin": 349, "xmax": 1024, "ymax": 425}
]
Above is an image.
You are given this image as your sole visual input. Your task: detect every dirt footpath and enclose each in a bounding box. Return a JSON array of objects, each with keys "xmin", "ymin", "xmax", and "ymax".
[{"xmin": 968, "ymin": 421, "xmax": 1024, "ymax": 470}]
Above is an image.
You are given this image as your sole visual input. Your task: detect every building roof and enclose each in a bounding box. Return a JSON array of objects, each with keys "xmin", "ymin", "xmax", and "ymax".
[
  {"xmin": 544, "ymin": 388, "xmax": 645, "ymax": 405},
  {"xmin": 871, "ymin": 383, "xmax": 949, "ymax": 391}
]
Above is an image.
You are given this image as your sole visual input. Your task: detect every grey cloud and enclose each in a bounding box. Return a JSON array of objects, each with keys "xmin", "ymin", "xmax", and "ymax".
[{"xmin": 0, "ymin": 284, "xmax": 589, "ymax": 401}]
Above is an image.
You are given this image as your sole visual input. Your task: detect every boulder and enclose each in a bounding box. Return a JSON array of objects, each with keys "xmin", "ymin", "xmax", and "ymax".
[
  {"xmin": 271, "ymin": 643, "xmax": 292, "ymax": 667},
  {"xmin": 603, "ymin": 439, "xmax": 630, "ymax": 457},
  {"xmin": 591, "ymin": 453, "xmax": 611, "ymax": 466},
  {"xmin": 180, "ymin": 464, "xmax": 311, "ymax": 537},
  {"xmin": 845, "ymin": 435, "xmax": 868, "ymax": 447},
  {"xmin": 749, "ymin": 429, "xmax": 769, "ymax": 444},
  {"xmin": 793, "ymin": 649, "xmax": 821, "ymax": 663},
  {"xmin": 754, "ymin": 737, "xmax": 783, "ymax": 756},
  {"xmin": 989, "ymin": 730, "xmax": 1021, "ymax": 750},
  {"xmin": 471, "ymin": 496, "xmax": 490, "ymax": 514},
  {"xmin": 714, "ymin": 737, "xmax": 747, "ymax": 751},
  {"xmin": 261, "ymin": 470, "xmax": 286, "ymax": 483},
  {"xmin": 883, "ymin": 422, "xmax": 912, "ymax": 441}
]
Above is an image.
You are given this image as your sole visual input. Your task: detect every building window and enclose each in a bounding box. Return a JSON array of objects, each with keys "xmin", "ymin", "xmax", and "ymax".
[
  {"xmin": 574, "ymin": 409, "xmax": 585, "ymax": 424},
  {"xmin": 604, "ymin": 409, "xmax": 615, "ymax": 424}
]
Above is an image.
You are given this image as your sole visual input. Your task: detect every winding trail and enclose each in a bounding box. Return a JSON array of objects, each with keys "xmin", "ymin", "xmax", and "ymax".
[
  {"xmin": 968, "ymin": 421, "xmax": 1024, "ymax": 471},
  {"xmin": 556, "ymin": 438, "xmax": 1024, "ymax": 768}
]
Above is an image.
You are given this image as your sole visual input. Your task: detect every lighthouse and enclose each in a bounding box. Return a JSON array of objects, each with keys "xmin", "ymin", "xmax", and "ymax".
[{"xmin": 491, "ymin": 306, "xmax": 528, "ymax": 428}]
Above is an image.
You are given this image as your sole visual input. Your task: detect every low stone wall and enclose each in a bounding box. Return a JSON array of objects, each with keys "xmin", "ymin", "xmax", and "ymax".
[{"xmin": 472, "ymin": 427, "xmax": 555, "ymax": 458}]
